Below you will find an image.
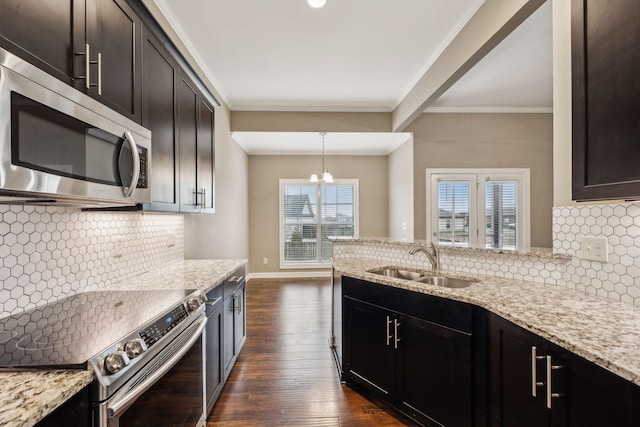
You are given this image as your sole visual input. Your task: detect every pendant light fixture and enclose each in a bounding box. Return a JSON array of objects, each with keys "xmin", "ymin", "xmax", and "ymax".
[
  {"xmin": 307, "ymin": 0, "xmax": 326, "ymax": 8},
  {"xmin": 309, "ymin": 132, "xmax": 333, "ymax": 183}
]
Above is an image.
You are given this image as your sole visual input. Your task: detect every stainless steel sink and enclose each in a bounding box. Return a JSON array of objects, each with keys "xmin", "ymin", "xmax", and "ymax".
[
  {"xmin": 367, "ymin": 267, "xmax": 424, "ymax": 280},
  {"xmin": 368, "ymin": 267, "xmax": 478, "ymax": 288},
  {"xmin": 414, "ymin": 275, "xmax": 478, "ymax": 288}
]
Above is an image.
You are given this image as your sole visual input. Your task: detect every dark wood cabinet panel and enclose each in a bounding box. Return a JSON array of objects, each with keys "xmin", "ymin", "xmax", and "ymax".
[
  {"xmin": 141, "ymin": 26, "xmax": 179, "ymax": 211},
  {"xmin": 563, "ymin": 348, "xmax": 640, "ymax": 427},
  {"xmin": 397, "ymin": 313, "xmax": 472, "ymax": 427},
  {"xmin": 0, "ymin": 0, "xmax": 82, "ymax": 84},
  {"xmin": 205, "ymin": 290, "xmax": 224, "ymax": 415},
  {"xmin": 86, "ymin": 0, "xmax": 141, "ymax": 122},
  {"xmin": 35, "ymin": 386, "xmax": 90, "ymax": 427},
  {"xmin": 178, "ymin": 76, "xmax": 200, "ymax": 213},
  {"xmin": 572, "ymin": 0, "xmax": 640, "ymax": 200},
  {"xmin": 343, "ymin": 297, "xmax": 396, "ymax": 399},
  {"xmin": 490, "ymin": 315, "xmax": 551, "ymax": 427},
  {"xmin": 198, "ymin": 99, "xmax": 216, "ymax": 212},
  {"xmin": 343, "ymin": 276, "xmax": 478, "ymax": 427}
]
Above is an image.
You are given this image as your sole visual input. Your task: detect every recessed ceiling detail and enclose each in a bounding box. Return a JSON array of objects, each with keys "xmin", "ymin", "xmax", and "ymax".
[{"xmin": 232, "ymin": 132, "xmax": 412, "ymax": 155}]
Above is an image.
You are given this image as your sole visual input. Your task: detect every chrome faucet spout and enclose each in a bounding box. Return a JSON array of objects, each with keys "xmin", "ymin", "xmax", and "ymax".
[{"xmin": 408, "ymin": 243, "xmax": 439, "ymax": 271}]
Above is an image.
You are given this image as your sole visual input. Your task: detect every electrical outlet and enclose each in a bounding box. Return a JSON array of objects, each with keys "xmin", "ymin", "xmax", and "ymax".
[
  {"xmin": 263, "ymin": 257, "xmax": 268, "ymax": 265},
  {"xmin": 113, "ymin": 238, "xmax": 124, "ymax": 259},
  {"xmin": 581, "ymin": 236, "xmax": 608, "ymax": 262}
]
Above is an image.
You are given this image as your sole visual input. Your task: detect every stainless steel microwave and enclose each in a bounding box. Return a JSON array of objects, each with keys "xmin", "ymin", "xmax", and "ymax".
[{"xmin": 0, "ymin": 47, "xmax": 151, "ymax": 207}]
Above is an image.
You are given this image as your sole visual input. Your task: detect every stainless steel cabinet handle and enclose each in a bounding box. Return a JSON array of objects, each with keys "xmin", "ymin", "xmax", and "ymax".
[
  {"xmin": 385, "ymin": 316, "xmax": 392, "ymax": 346},
  {"xmin": 546, "ymin": 355, "xmax": 562, "ymax": 409},
  {"xmin": 394, "ymin": 319, "xmax": 401, "ymax": 349},
  {"xmin": 200, "ymin": 188, "xmax": 206, "ymax": 207},
  {"xmin": 97, "ymin": 52, "xmax": 102, "ymax": 96},
  {"xmin": 74, "ymin": 43, "xmax": 91, "ymax": 89},
  {"xmin": 531, "ymin": 346, "xmax": 545, "ymax": 397}
]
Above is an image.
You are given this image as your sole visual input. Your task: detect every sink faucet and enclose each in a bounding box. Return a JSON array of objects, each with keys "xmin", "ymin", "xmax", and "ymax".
[{"xmin": 409, "ymin": 243, "xmax": 440, "ymax": 271}]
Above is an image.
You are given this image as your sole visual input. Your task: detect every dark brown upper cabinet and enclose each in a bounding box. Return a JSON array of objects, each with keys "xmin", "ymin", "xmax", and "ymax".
[
  {"xmin": 0, "ymin": 0, "xmax": 142, "ymax": 123},
  {"xmin": 141, "ymin": 25, "xmax": 180, "ymax": 212},
  {"xmin": 572, "ymin": 0, "xmax": 640, "ymax": 201}
]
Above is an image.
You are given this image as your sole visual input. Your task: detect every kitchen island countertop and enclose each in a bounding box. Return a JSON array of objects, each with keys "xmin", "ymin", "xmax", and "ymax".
[
  {"xmin": 0, "ymin": 259, "xmax": 246, "ymax": 427},
  {"xmin": 334, "ymin": 257, "xmax": 640, "ymax": 387}
]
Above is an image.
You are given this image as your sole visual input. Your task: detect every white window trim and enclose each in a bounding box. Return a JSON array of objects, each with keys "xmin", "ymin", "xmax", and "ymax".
[
  {"xmin": 279, "ymin": 179, "xmax": 359, "ymax": 269},
  {"xmin": 426, "ymin": 168, "xmax": 530, "ymax": 249}
]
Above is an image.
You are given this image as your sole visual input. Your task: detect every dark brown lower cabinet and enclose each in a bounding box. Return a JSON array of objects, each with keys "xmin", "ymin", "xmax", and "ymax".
[
  {"xmin": 343, "ymin": 276, "xmax": 478, "ymax": 427},
  {"xmin": 490, "ymin": 313, "xmax": 640, "ymax": 427},
  {"xmin": 35, "ymin": 386, "xmax": 90, "ymax": 427},
  {"xmin": 205, "ymin": 285, "xmax": 224, "ymax": 416}
]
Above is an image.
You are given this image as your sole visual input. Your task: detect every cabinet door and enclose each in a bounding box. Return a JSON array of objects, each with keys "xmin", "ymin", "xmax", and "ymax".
[
  {"xmin": 222, "ymin": 294, "xmax": 237, "ymax": 381},
  {"xmin": 0, "ymin": 0, "xmax": 83, "ymax": 85},
  {"xmin": 572, "ymin": 0, "xmax": 640, "ymax": 200},
  {"xmin": 205, "ymin": 303, "xmax": 224, "ymax": 415},
  {"xmin": 490, "ymin": 315, "xmax": 550, "ymax": 427},
  {"xmin": 35, "ymin": 386, "xmax": 90, "ymax": 427},
  {"xmin": 86, "ymin": 0, "xmax": 141, "ymax": 122},
  {"xmin": 564, "ymin": 349, "xmax": 640, "ymax": 427},
  {"xmin": 233, "ymin": 284, "xmax": 246, "ymax": 352},
  {"xmin": 197, "ymin": 99, "xmax": 215, "ymax": 212},
  {"xmin": 343, "ymin": 297, "xmax": 395, "ymax": 400},
  {"xmin": 141, "ymin": 27, "xmax": 179, "ymax": 212},
  {"xmin": 396, "ymin": 313, "xmax": 473, "ymax": 427},
  {"xmin": 178, "ymin": 75, "xmax": 200, "ymax": 213}
]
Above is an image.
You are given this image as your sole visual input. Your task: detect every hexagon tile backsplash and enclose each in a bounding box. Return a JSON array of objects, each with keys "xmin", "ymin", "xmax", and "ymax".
[
  {"xmin": 0, "ymin": 205, "xmax": 183, "ymax": 317},
  {"xmin": 553, "ymin": 203, "xmax": 640, "ymax": 306}
]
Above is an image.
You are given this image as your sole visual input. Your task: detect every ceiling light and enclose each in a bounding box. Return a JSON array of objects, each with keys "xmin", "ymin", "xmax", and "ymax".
[
  {"xmin": 310, "ymin": 132, "xmax": 333, "ymax": 183},
  {"xmin": 307, "ymin": 0, "xmax": 326, "ymax": 8}
]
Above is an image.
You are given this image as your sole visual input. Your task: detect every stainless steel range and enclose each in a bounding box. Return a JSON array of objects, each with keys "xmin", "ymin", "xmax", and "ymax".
[{"xmin": 0, "ymin": 288, "xmax": 212, "ymax": 427}]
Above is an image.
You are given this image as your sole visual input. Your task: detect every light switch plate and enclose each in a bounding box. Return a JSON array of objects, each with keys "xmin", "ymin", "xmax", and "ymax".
[{"xmin": 581, "ymin": 236, "xmax": 608, "ymax": 262}]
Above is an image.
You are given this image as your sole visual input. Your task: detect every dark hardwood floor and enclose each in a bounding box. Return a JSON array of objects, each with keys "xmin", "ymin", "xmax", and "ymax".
[{"xmin": 207, "ymin": 278, "xmax": 417, "ymax": 426}]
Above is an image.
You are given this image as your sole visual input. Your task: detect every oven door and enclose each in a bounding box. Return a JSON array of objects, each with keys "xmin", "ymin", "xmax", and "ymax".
[{"xmin": 94, "ymin": 316, "xmax": 207, "ymax": 427}]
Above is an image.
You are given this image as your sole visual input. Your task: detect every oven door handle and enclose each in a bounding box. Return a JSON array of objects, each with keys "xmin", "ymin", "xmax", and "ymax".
[{"xmin": 106, "ymin": 316, "xmax": 207, "ymax": 418}]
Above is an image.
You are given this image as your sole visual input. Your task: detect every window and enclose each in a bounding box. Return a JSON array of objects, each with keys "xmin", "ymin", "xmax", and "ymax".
[
  {"xmin": 280, "ymin": 179, "xmax": 358, "ymax": 268},
  {"xmin": 426, "ymin": 169, "xmax": 530, "ymax": 249}
]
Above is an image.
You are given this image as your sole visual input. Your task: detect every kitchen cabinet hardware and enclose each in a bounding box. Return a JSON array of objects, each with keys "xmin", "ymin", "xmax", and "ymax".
[
  {"xmin": 386, "ymin": 315, "xmax": 392, "ymax": 346},
  {"xmin": 393, "ymin": 318, "xmax": 401, "ymax": 349},
  {"xmin": 531, "ymin": 346, "xmax": 545, "ymax": 397},
  {"xmin": 546, "ymin": 355, "xmax": 562, "ymax": 409}
]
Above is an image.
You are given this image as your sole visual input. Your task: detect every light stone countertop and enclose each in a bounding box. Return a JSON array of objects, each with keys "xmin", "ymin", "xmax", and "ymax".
[
  {"xmin": 0, "ymin": 259, "xmax": 246, "ymax": 427},
  {"xmin": 334, "ymin": 237, "xmax": 572, "ymax": 260},
  {"xmin": 334, "ymin": 257, "xmax": 640, "ymax": 387}
]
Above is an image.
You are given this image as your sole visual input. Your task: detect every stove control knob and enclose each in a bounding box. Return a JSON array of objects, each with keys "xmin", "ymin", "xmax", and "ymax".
[
  {"xmin": 124, "ymin": 338, "xmax": 147, "ymax": 359},
  {"xmin": 198, "ymin": 293, "xmax": 208, "ymax": 304},
  {"xmin": 187, "ymin": 297, "xmax": 201, "ymax": 312},
  {"xmin": 104, "ymin": 351, "xmax": 130, "ymax": 374}
]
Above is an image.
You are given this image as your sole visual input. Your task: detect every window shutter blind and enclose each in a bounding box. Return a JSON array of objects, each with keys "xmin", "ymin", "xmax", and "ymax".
[
  {"xmin": 437, "ymin": 181, "xmax": 470, "ymax": 246},
  {"xmin": 485, "ymin": 181, "xmax": 518, "ymax": 249}
]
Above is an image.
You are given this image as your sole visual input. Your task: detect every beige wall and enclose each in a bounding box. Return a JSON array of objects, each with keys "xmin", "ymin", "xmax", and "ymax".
[
  {"xmin": 249, "ymin": 155, "xmax": 388, "ymax": 274},
  {"xmin": 408, "ymin": 113, "xmax": 553, "ymax": 248},
  {"xmin": 184, "ymin": 105, "xmax": 250, "ymax": 259},
  {"xmin": 388, "ymin": 140, "xmax": 415, "ymax": 241}
]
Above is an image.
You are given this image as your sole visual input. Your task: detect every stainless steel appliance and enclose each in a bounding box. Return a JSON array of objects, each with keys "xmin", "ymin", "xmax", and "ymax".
[
  {"xmin": 0, "ymin": 47, "xmax": 151, "ymax": 207},
  {"xmin": 0, "ymin": 288, "xmax": 211, "ymax": 427}
]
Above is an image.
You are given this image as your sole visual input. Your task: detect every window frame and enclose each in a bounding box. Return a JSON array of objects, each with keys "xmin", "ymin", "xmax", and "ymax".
[
  {"xmin": 426, "ymin": 168, "xmax": 530, "ymax": 249},
  {"xmin": 279, "ymin": 179, "xmax": 359, "ymax": 269}
]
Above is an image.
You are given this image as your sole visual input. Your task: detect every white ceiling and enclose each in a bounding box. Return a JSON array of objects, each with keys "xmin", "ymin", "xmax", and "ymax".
[{"xmin": 153, "ymin": 0, "xmax": 552, "ymax": 154}]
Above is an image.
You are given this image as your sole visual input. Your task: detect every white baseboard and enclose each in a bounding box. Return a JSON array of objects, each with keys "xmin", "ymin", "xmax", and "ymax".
[{"xmin": 246, "ymin": 270, "xmax": 332, "ymax": 280}]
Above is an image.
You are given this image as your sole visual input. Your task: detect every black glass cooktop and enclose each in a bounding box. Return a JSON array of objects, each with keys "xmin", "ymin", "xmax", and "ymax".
[{"xmin": 0, "ymin": 289, "xmax": 197, "ymax": 369}]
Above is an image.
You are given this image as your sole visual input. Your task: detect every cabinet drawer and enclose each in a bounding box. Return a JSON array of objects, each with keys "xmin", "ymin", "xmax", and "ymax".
[
  {"xmin": 344, "ymin": 276, "xmax": 472, "ymax": 333},
  {"xmin": 223, "ymin": 267, "xmax": 246, "ymax": 299}
]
